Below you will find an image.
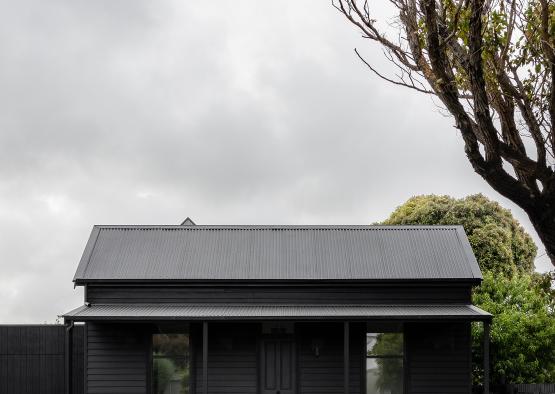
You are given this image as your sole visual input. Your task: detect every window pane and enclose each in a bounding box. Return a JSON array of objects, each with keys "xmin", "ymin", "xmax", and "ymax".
[
  {"xmin": 153, "ymin": 357, "xmax": 190, "ymax": 394},
  {"xmin": 367, "ymin": 333, "xmax": 403, "ymax": 356},
  {"xmin": 367, "ymin": 357, "xmax": 403, "ymax": 394},
  {"xmin": 153, "ymin": 334, "xmax": 189, "ymax": 357},
  {"xmin": 153, "ymin": 333, "xmax": 190, "ymax": 394}
]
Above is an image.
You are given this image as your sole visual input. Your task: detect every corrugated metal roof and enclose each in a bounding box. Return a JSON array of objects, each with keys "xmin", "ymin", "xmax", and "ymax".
[
  {"xmin": 63, "ymin": 304, "xmax": 491, "ymax": 321},
  {"xmin": 73, "ymin": 225, "xmax": 482, "ymax": 282}
]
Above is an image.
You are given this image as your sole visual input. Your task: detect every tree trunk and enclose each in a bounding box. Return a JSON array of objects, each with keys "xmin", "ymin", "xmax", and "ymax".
[{"xmin": 527, "ymin": 200, "xmax": 555, "ymax": 266}]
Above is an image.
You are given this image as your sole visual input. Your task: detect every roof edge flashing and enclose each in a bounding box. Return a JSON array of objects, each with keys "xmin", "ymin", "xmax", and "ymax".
[
  {"xmin": 455, "ymin": 226, "xmax": 483, "ymax": 280},
  {"xmin": 73, "ymin": 278, "xmax": 482, "ymax": 285},
  {"xmin": 72, "ymin": 225, "xmax": 101, "ymax": 282}
]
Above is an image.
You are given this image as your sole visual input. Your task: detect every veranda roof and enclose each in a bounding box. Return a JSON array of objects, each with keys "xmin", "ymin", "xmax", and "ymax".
[{"xmin": 63, "ymin": 304, "xmax": 491, "ymax": 321}]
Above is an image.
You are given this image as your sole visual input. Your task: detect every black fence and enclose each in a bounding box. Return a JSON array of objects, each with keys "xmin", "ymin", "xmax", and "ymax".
[
  {"xmin": 0, "ymin": 324, "xmax": 84, "ymax": 394},
  {"xmin": 474, "ymin": 384, "xmax": 555, "ymax": 394}
]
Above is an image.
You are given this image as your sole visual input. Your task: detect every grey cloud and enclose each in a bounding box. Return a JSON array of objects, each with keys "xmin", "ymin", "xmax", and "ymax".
[{"xmin": 0, "ymin": 0, "xmax": 549, "ymax": 323}]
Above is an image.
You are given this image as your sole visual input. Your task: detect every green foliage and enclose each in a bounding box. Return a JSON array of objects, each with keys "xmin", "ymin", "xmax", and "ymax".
[
  {"xmin": 382, "ymin": 194, "xmax": 537, "ymax": 275},
  {"xmin": 153, "ymin": 357, "xmax": 175, "ymax": 394},
  {"xmin": 181, "ymin": 368, "xmax": 190, "ymax": 394},
  {"xmin": 375, "ymin": 357, "xmax": 403, "ymax": 394},
  {"xmin": 371, "ymin": 333, "xmax": 404, "ymax": 393},
  {"xmin": 369, "ymin": 333, "xmax": 404, "ymax": 356},
  {"xmin": 152, "ymin": 334, "xmax": 190, "ymax": 393},
  {"xmin": 433, "ymin": 0, "xmax": 555, "ymax": 109},
  {"xmin": 472, "ymin": 272, "xmax": 555, "ymax": 384},
  {"xmin": 382, "ymin": 194, "xmax": 555, "ymax": 384}
]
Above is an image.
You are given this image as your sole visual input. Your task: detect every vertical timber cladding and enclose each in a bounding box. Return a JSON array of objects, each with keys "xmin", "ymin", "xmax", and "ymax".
[
  {"xmin": 405, "ymin": 322, "xmax": 472, "ymax": 394},
  {"xmin": 86, "ymin": 323, "xmax": 149, "ymax": 394},
  {"xmin": 0, "ymin": 325, "xmax": 84, "ymax": 394}
]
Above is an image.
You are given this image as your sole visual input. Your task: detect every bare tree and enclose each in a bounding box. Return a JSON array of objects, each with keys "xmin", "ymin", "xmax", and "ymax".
[{"xmin": 334, "ymin": 0, "xmax": 555, "ymax": 266}]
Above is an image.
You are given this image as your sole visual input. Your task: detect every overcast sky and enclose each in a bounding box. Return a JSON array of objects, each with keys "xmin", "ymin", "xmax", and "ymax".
[{"xmin": 0, "ymin": 0, "xmax": 550, "ymax": 323}]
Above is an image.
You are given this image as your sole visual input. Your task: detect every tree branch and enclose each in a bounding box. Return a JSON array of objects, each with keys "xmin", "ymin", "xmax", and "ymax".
[{"xmin": 354, "ymin": 48, "xmax": 435, "ymax": 94}]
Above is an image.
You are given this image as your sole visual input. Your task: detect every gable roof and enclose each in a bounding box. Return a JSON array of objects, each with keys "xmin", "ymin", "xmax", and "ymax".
[{"xmin": 73, "ymin": 225, "xmax": 482, "ymax": 283}]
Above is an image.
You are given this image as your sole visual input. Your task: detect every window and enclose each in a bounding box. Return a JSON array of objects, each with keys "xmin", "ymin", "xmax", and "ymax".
[
  {"xmin": 152, "ymin": 333, "xmax": 190, "ymax": 394},
  {"xmin": 366, "ymin": 331, "xmax": 404, "ymax": 394}
]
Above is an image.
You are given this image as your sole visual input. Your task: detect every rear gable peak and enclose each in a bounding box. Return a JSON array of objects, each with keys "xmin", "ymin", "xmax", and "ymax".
[{"xmin": 180, "ymin": 217, "xmax": 196, "ymax": 226}]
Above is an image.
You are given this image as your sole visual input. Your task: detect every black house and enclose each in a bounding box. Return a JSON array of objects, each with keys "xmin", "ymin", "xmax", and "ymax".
[{"xmin": 62, "ymin": 223, "xmax": 492, "ymax": 394}]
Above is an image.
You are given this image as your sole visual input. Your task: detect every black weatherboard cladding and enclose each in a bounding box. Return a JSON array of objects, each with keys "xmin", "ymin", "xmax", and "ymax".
[
  {"xmin": 193, "ymin": 323, "xmax": 259, "ymax": 394},
  {"xmin": 80, "ymin": 322, "xmax": 476, "ymax": 394},
  {"xmin": 86, "ymin": 323, "xmax": 148, "ymax": 394},
  {"xmin": 297, "ymin": 323, "xmax": 365, "ymax": 394},
  {"xmin": 85, "ymin": 283, "xmax": 473, "ymax": 304},
  {"xmin": 190, "ymin": 322, "xmax": 365, "ymax": 394},
  {"xmin": 406, "ymin": 322, "xmax": 472, "ymax": 393}
]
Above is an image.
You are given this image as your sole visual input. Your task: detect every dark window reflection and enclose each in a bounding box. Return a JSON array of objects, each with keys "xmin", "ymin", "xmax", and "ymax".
[
  {"xmin": 367, "ymin": 333, "xmax": 403, "ymax": 394},
  {"xmin": 152, "ymin": 333, "xmax": 190, "ymax": 394}
]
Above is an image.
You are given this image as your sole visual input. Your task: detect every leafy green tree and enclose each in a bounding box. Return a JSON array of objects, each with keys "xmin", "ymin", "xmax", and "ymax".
[
  {"xmin": 382, "ymin": 194, "xmax": 537, "ymax": 275},
  {"xmin": 472, "ymin": 272, "xmax": 555, "ymax": 384},
  {"xmin": 381, "ymin": 194, "xmax": 555, "ymax": 384}
]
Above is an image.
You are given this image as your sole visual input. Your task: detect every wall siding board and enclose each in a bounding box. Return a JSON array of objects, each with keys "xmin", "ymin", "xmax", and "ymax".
[
  {"xmin": 406, "ymin": 322, "xmax": 471, "ymax": 394},
  {"xmin": 191, "ymin": 322, "xmax": 365, "ymax": 394},
  {"xmin": 87, "ymin": 285, "xmax": 471, "ymax": 305},
  {"xmin": 0, "ymin": 325, "xmax": 83, "ymax": 394},
  {"xmin": 86, "ymin": 323, "xmax": 148, "ymax": 394},
  {"xmin": 297, "ymin": 323, "xmax": 364, "ymax": 394},
  {"xmin": 194, "ymin": 323, "xmax": 259, "ymax": 394}
]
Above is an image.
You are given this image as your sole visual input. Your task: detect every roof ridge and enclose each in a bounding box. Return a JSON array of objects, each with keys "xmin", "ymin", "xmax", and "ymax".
[{"xmin": 94, "ymin": 224, "xmax": 462, "ymax": 230}]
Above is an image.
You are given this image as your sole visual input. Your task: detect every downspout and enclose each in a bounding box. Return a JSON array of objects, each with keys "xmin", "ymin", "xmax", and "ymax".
[{"xmin": 65, "ymin": 320, "xmax": 74, "ymax": 394}]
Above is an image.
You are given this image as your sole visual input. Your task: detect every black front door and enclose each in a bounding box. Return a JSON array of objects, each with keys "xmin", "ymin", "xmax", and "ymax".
[{"xmin": 260, "ymin": 337, "xmax": 295, "ymax": 394}]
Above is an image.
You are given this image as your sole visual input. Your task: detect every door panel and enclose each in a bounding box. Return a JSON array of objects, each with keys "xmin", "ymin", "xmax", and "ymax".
[
  {"xmin": 261, "ymin": 338, "xmax": 295, "ymax": 394},
  {"xmin": 279, "ymin": 341, "xmax": 294, "ymax": 392},
  {"xmin": 263, "ymin": 341, "xmax": 278, "ymax": 392}
]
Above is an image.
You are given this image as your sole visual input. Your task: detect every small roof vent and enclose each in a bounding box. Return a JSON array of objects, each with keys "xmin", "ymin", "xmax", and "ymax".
[{"xmin": 180, "ymin": 217, "xmax": 196, "ymax": 226}]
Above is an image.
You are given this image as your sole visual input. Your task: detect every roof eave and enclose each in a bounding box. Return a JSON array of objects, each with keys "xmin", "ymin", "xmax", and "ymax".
[
  {"xmin": 62, "ymin": 304, "xmax": 492, "ymax": 322},
  {"xmin": 73, "ymin": 277, "xmax": 482, "ymax": 286}
]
